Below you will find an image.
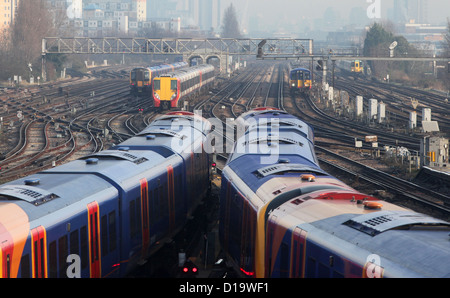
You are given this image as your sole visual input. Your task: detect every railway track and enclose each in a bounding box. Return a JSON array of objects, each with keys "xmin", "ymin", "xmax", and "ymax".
[
  {"xmin": 0, "ymin": 67, "xmax": 160, "ymax": 182},
  {"xmin": 333, "ymin": 74, "xmax": 450, "ymax": 135}
]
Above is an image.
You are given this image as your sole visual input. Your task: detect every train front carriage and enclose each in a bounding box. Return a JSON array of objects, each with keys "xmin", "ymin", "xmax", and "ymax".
[
  {"xmin": 289, "ymin": 68, "xmax": 312, "ymax": 94},
  {"xmin": 130, "ymin": 62, "xmax": 187, "ymax": 96},
  {"xmin": 130, "ymin": 67, "xmax": 151, "ymax": 95}
]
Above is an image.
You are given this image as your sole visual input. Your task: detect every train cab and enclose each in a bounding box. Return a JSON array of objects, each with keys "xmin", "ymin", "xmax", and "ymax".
[
  {"xmin": 351, "ymin": 60, "xmax": 364, "ymax": 73},
  {"xmin": 289, "ymin": 68, "xmax": 312, "ymax": 93},
  {"xmin": 152, "ymin": 76, "xmax": 179, "ymax": 110}
]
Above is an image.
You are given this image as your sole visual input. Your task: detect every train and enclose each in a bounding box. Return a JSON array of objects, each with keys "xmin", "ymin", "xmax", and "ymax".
[
  {"xmin": 130, "ymin": 62, "xmax": 188, "ymax": 95},
  {"xmin": 0, "ymin": 111, "xmax": 212, "ymax": 278},
  {"xmin": 337, "ymin": 60, "xmax": 365, "ymax": 77},
  {"xmin": 289, "ymin": 67, "xmax": 312, "ymax": 94},
  {"xmin": 219, "ymin": 107, "xmax": 450, "ymax": 278},
  {"xmin": 152, "ymin": 64, "xmax": 215, "ymax": 111}
]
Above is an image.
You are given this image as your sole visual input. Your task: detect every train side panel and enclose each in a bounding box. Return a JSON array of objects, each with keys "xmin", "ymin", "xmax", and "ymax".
[{"xmin": 0, "ymin": 112, "xmax": 212, "ymax": 278}]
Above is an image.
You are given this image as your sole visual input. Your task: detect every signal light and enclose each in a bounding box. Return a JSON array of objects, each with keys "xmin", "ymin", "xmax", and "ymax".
[
  {"xmin": 181, "ymin": 260, "xmax": 199, "ymax": 276},
  {"xmin": 316, "ymin": 60, "xmax": 324, "ymax": 71},
  {"xmin": 212, "ymin": 162, "xmax": 216, "ymax": 168}
]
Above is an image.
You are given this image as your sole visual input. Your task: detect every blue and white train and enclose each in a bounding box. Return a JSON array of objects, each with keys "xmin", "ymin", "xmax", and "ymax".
[
  {"xmin": 219, "ymin": 107, "xmax": 450, "ymax": 278},
  {"xmin": 0, "ymin": 111, "xmax": 211, "ymax": 278}
]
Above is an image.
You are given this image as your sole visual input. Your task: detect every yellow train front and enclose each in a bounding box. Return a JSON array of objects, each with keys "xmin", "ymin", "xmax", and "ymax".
[
  {"xmin": 130, "ymin": 62, "xmax": 187, "ymax": 96},
  {"xmin": 152, "ymin": 64, "xmax": 215, "ymax": 111},
  {"xmin": 351, "ymin": 60, "xmax": 364, "ymax": 73},
  {"xmin": 289, "ymin": 67, "xmax": 312, "ymax": 94},
  {"xmin": 338, "ymin": 60, "xmax": 365, "ymax": 77}
]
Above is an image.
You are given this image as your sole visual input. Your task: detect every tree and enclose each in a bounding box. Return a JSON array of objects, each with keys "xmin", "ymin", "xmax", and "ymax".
[
  {"xmin": 363, "ymin": 23, "xmax": 394, "ymax": 57},
  {"xmin": 0, "ymin": 0, "xmax": 58, "ymax": 80},
  {"xmin": 221, "ymin": 4, "xmax": 241, "ymax": 38},
  {"xmin": 363, "ymin": 22, "xmax": 422, "ymax": 78}
]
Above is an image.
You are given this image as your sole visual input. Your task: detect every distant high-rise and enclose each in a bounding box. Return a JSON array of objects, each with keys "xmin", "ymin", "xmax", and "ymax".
[
  {"xmin": 394, "ymin": 0, "xmax": 428, "ymax": 24},
  {"xmin": 0, "ymin": 0, "xmax": 19, "ymax": 29},
  {"xmin": 198, "ymin": 0, "xmax": 220, "ymax": 31}
]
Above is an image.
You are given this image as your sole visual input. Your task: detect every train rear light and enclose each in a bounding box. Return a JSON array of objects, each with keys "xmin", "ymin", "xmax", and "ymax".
[{"xmin": 181, "ymin": 260, "xmax": 199, "ymax": 276}]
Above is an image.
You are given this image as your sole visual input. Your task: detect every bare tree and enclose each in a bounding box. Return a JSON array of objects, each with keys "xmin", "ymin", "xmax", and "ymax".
[
  {"xmin": 8, "ymin": 0, "xmax": 56, "ymax": 79},
  {"xmin": 221, "ymin": 4, "xmax": 241, "ymax": 38}
]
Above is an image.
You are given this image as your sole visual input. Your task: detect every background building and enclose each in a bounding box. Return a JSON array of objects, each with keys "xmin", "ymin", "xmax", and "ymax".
[
  {"xmin": 394, "ymin": 0, "xmax": 429, "ymax": 24},
  {"xmin": 0, "ymin": 0, "xmax": 19, "ymax": 29}
]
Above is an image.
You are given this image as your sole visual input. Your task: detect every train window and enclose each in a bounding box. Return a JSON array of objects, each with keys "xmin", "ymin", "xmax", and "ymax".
[
  {"xmin": 131, "ymin": 72, "xmax": 136, "ymax": 80},
  {"xmin": 290, "ymin": 72, "xmax": 297, "ymax": 80},
  {"xmin": 109, "ymin": 211, "xmax": 117, "ymax": 252},
  {"xmin": 144, "ymin": 71, "xmax": 150, "ymax": 80},
  {"xmin": 304, "ymin": 72, "xmax": 310, "ymax": 80},
  {"xmin": 162, "ymin": 183, "xmax": 168, "ymax": 213},
  {"xmin": 49, "ymin": 241, "xmax": 57, "ymax": 278},
  {"xmin": 58, "ymin": 235, "xmax": 68, "ymax": 278},
  {"xmin": 153, "ymin": 80, "xmax": 160, "ymax": 90},
  {"xmin": 280, "ymin": 243, "xmax": 289, "ymax": 278},
  {"xmin": 333, "ymin": 270, "xmax": 344, "ymax": 278},
  {"xmin": 307, "ymin": 257, "xmax": 316, "ymax": 277},
  {"xmin": 318, "ymin": 262, "xmax": 330, "ymax": 278},
  {"xmin": 101, "ymin": 215, "xmax": 108, "ymax": 257},
  {"xmin": 80, "ymin": 226, "xmax": 88, "ymax": 270},
  {"xmin": 171, "ymin": 80, "xmax": 177, "ymax": 90},
  {"xmin": 20, "ymin": 254, "xmax": 30, "ymax": 278}
]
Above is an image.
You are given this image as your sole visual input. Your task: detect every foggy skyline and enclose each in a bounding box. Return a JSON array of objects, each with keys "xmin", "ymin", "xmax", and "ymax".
[{"xmin": 219, "ymin": 0, "xmax": 450, "ymax": 33}]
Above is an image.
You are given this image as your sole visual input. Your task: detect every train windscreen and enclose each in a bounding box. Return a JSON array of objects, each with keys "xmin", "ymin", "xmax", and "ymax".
[
  {"xmin": 153, "ymin": 80, "xmax": 160, "ymax": 90},
  {"xmin": 171, "ymin": 80, "xmax": 177, "ymax": 90}
]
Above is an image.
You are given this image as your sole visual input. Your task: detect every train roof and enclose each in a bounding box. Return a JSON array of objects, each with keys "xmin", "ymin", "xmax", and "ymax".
[
  {"xmin": 131, "ymin": 62, "xmax": 188, "ymax": 72},
  {"xmin": 235, "ymin": 108, "xmax": 315, "ymax": 143},
  {"xmin": 270, "ymin": 191, "xmax": 450, "ymax": 277},
  {"xmin": 155, "ymin": 64, "xmax": 215, "ymax": 79},
  {"xmin": 225, "ymin": 124, "xmax": 322, "ymax": 192},
  {"xmin": 290, "ymin": 67, "xmax": 311, "ymax": 72},
  {"xmin": 0, "ymin": 171, "xmax": 119, "ymax": 221}
]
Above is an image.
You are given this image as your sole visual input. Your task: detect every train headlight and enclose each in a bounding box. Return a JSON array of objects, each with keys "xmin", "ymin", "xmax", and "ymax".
[
  {"xmin": 292, "ymin": 83, "xmax": 296, "ymax": 87},
  {"xmin": 154, "ymin": 93, "xmax": 160, "ymax": 100},
  {"xmin": 170, "ymin": 93, "xmax": 177, "ymax": 100}
]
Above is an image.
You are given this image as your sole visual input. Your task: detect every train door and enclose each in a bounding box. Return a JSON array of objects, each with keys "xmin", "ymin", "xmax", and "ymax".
[
  {"xmin": 290, "ymin": 227, "xmax": 307, "ymax": 278},
  {"xmin": 167, "ymin": 166, "xmax": 175, "ymax": 233},
  {"xmin": 31, "ymin": 226, "xmax": 47, "ymax": 278},
  {"xmin": 87, "ymin": 202, "xmax": 101, "ymax": 278},
  {"xmin": 0, "ymin": 240, "xmax": 13, "ymax": 278},
  {"xmin": 140, "ymin": 178, "xmax": 150, "ymax": 261},
  {"xmin": 265, "ymin": 215, "xmax": 278, "ymax": 277}
]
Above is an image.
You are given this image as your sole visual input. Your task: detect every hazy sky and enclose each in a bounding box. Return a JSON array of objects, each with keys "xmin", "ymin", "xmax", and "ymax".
[{"xmin": 221, "ymin": 0, "xmax": 450, "ymax": 29}]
